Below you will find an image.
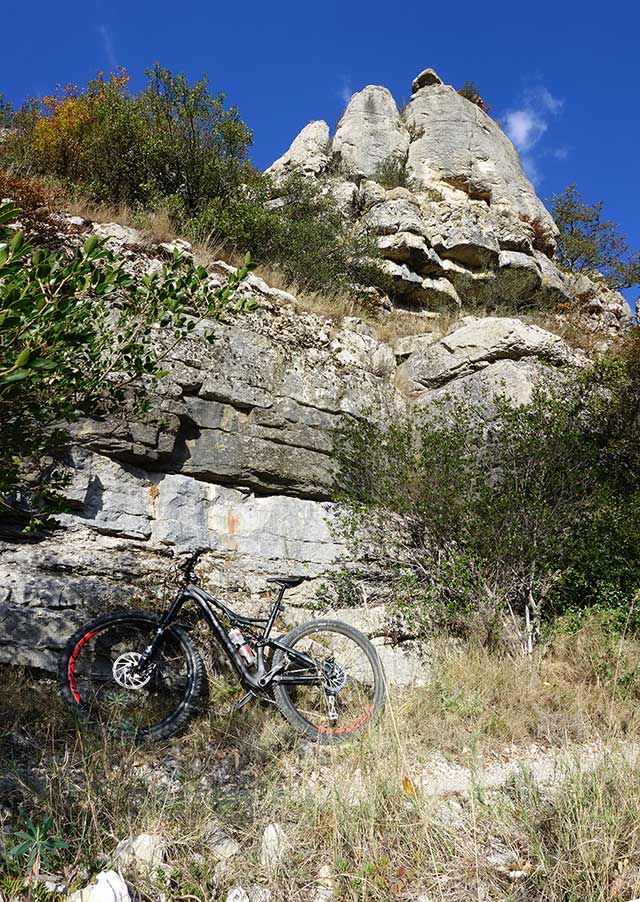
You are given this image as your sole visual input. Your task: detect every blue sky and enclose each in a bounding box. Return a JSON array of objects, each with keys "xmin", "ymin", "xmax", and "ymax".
[{"xmin": 2, "ymin": 0, "xmax": 639, "ymax": 309}]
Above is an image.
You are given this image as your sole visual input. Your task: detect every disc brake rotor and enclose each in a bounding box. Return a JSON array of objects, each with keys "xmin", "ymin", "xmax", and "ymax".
[
  {"xmin": 112, "ymin": 652, "xmax": 153, "ymax": 689},
  {"xmin": 323, "ymin": 659, "xmax": 347, "ymax": 693}
]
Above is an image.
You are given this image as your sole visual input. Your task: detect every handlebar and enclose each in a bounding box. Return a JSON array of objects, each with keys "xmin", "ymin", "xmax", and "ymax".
[{"xmin": 178, "ymin": 548, "xmax": 207, "ymax": 580}]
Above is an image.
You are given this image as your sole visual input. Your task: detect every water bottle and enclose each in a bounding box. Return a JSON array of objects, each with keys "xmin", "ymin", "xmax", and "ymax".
[{"xmin": 228, "ymin": 627, "xmax": 256, "ymax": 666}]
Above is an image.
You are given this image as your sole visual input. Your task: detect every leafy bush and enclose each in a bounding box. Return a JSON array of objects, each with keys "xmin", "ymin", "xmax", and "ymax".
[
  {"xmin": 193, "ymin": 169, "xmax": 390, "ymax": 295},
  {"xmin": 372, "ymin": 155, "xmax": 413, "ymax": 190},
  {"xmin": 333, "ymin": 339, "xmax": 640, "ymax": 644},
  {"xmin": 2, "ymin": 66, "xmax": 253, "ymax": 213},
  {"xmin": 551, "ymin": 184, "xmax": 640, "ymax": 290},
  {"xmin": 0, "ymin": 201, "xmax": 255, "ymax": 526}
]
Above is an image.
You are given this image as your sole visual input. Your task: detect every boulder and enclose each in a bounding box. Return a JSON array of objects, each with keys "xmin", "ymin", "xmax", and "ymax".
[
  {"xmin": 67, "ymin": 870, "xmax": 130, "ymax": 902},
  {"xmin": 420, "ymin": 276, "xmax": 461, "ymax": 308},
  {"xmin": 91, "ymin": 222, "xmax": 142, "ymax": 247},
  {"xmin": 412, "ymin": 67, "xmax": 443, "ymax": 93},
  {"xmin": 260, "ymin": 822, "xmax": 287, "ymax": 872},
  {"xmin": 404, "ymin": 82, "xmax": 558, "ymax": 239},
  {"xmin": 332, "ymin": 86, "xmax": 409, "ymax": 179},
  {"xmin": 112, "ymin": 832, "xmax": 166, "ymax": 871},
  {"xmin": 227, "ymin": 888, "xmax": 271, "ymax": 902},
  {"xmin": 396, "ymin": 316, "xmax": 575, "ymax": 396},
  {"xmin": 497, "ymin": 250, "xmax": 542, "ymax": 298},
  {"xmin": 363, "ymin": 198, "xmax": 427, "ymax": 237},
  {"xmin": 268, "ymin": 120, "xmax": 331, "ymax": 176},
  {"xmin": 378, "ymin": 232, "xmax": 444, "ymax": 275}
]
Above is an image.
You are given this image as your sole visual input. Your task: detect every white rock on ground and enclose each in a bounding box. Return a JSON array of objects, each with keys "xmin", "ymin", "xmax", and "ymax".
[
  {"xmin": 67, "ymin": 870, "xmax": 130, "ymax": 902},
  {"xmin": 259, "ymin": 822, "xmax": 287, "ymax": 871},
  {"xmin": 206, "ymin": 825, "xmax": 241, "ymax": 861},
  {"xmin": 314, "ymin": 863, "xmax": 336, "ymax": 901},
  {"xmin": 226, "ymin": 888, "xmax": 272, "ymax": 902},
  {"xmin": 112, "ymin": 832, "xmax": 166, "ymax": 871}
]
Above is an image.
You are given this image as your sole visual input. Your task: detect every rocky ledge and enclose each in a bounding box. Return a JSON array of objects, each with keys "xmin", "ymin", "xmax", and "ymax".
[{"xmin": 0, "ymin": 215, "xmax": 587, "ymax": 681}]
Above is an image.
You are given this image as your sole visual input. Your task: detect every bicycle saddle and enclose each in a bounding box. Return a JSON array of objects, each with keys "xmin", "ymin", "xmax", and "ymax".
[{"xmin": 266, "ymin": 576, "xmax": 306, "ymax": 588}]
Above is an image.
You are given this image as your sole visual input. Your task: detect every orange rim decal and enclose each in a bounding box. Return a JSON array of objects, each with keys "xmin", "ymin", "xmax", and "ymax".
[{"xmin": 317, "ymin": 703, "xmax": 375, "ymax": 735}]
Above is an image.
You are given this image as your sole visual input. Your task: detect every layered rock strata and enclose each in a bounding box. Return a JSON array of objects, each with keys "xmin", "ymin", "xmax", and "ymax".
[{"xmin": 268, "ymin": 68, "xmax": 632, "ymax": 332}]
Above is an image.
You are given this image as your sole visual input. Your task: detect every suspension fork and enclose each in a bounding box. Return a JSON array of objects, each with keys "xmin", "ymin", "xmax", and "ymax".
[{"xmin": 134, "ymin": 589, "xmax": 188, "ymax": 671}]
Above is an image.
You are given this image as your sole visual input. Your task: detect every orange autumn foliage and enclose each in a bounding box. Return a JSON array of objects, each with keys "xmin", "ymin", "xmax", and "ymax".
[{"xmin": 31, "ymin": 70, "xmax": 129, "ymax": 177}]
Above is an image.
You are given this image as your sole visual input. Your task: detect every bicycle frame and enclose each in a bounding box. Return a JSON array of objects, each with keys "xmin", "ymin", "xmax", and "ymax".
[{"xmin": 142, "ymin": 580, "xmax": 322, "ymax": 693}]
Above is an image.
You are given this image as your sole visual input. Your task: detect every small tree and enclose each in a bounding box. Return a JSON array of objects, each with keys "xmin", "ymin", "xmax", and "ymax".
[
  {"xmin": 551, "ymin": 184, "xmax": 640, "ymax": 291},
  {"xmin": 139, "ymin": 63, "xmax": 253, "ymax": 213},
  {"xmin": 457, "ymin": 81, "xmax": 490, "ymax": 114}
]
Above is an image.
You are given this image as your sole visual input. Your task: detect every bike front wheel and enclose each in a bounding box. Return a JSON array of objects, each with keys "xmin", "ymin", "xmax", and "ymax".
[
  {"xmin": 58, "ymin": 610, "xmax": 205, "ymax": 742},
  {"xmin": 272, "ymin": 619, "xmax": 385, "ymax": 743}
]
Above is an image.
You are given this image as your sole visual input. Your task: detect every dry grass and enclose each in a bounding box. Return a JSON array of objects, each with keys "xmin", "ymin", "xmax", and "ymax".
[{"xmin": 2, "ymin": 617, "xmax": 640, "ymax": 900}]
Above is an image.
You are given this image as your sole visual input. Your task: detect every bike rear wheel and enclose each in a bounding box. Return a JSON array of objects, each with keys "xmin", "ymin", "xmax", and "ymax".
[
  {"xmin": 272, "ymin": 619, "xmax": 385, "ymax": 743},
  {"xmin": 58, "ymin": 610, "xmax": 204, "ymax": 742}
]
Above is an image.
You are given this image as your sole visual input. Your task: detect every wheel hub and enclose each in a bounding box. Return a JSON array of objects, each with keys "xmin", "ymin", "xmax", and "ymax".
[
  {"xmin": 113, "ymin": 652, "xmax": 153, "ymax": 689},
  {"xmin": 323, "ymin": 659, "xmax": 347, "ymax": 694}
]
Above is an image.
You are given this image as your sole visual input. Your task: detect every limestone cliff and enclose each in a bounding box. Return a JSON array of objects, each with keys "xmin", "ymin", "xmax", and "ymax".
[
  {"xmin": 0, "ymin": 215, "xmax": 580, "ymax": 679},
  {"xmin": 269, "ymin": 68, "xmax": 631, "ymax": 330},
  {"xmin": 0, "ymin": 67, "xmax": 631, "ymax": 680}
]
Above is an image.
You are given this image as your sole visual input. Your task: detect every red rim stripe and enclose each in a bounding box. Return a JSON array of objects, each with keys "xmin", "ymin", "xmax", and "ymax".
[{"xmin": 67, "ymin": 630, "xmax": 99, "ymax": 703}]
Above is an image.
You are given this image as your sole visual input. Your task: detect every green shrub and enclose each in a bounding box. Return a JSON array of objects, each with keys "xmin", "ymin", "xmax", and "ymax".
[
  {"xmin": 0, "ymin": 201, "xmax": 255, "ymax": 527},
  {"xmin": 193, "ymin": 169, "xmax": 390, "ymax": 295},
  {"xmin": 457, "ymin": 80, "xmax": 490, "ymax": 113},
  {"xmin": 372, "ymin": 155, "xmax": 413, "ymax": 190},
  {"xmin": 333, "ymin": 338, "xmax": 640, "ymax": 643}
]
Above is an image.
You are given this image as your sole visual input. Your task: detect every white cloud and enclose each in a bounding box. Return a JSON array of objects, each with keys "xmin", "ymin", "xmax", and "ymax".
[
  {"xmin": 503, "ymin": 84, "xmax": 564, "ymax": 182},
  {"xmin": 521, "ymin": 154, "xmax": 541, "ymax": 185},
  {"xmin": 98, "ymin": 24, "xmax": 117, "ymax": 70},
  {"xmin": 529, "ymin": 86, "xmax": 564, "ymax": 114},
  {"xmin": 339, "ymin": 78, "xmax": 353, "ymax": 106},
  {"xmin": 504, "ymin": 109, "xmax": 547, "ymax": 153}
]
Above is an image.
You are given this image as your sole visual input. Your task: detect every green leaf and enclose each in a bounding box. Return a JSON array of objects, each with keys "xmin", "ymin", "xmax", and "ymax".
[
  {"xmin": 10, "ymin": 231, "xmax": 25, "ymax": 254},
  {"xmin": 29, "ymin": 358, "xmax": 57, "ymax": 371},
  {"xmin": 0, "ymin": 368, "xmax": 30, "ymax": 383},
  {"xmin": 83, "ymin": 235, "xmax": 99, "ymax": 256},
  {"xmin": 14, "ymin": 347, "xmax": 31, "ymax": 368}
]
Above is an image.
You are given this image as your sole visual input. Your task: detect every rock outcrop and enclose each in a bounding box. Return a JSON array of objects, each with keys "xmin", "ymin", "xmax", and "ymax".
[
  {"xmin": 0, "ymin": 66, "xmax": 633, "ymax": 680},
  {"xmin": 269, "ymin": 67, "xmax": 632, "ymax": 332},
  {"xmin": 0, "ymin": 216, "xmax": 580, "ymax": 676},
  {"xmin": 332, "ymin": 86, "xmax": 409, "ymax": 179}
]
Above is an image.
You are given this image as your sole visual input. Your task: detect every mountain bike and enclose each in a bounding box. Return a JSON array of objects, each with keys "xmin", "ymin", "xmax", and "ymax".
[{"xmin": 58, "ymin": 550, "xmax": 385, "ymax": 743}]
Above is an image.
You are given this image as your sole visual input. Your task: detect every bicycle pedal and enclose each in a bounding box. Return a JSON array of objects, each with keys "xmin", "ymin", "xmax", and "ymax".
[{"xmin": 234, "ymin": 691, "xmax": 256, "ymax": 711}]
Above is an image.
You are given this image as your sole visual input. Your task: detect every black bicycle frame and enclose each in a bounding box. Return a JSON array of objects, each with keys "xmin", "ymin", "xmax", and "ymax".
[{"xmin": 143, "ymin": 581, "xmax": 322, "ymax": 693}]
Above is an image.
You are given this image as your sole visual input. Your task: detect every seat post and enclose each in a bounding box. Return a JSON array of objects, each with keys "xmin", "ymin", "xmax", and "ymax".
[{"xmin": 263, "ymin": 586, "xmax": 286, "ymax": 638}]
